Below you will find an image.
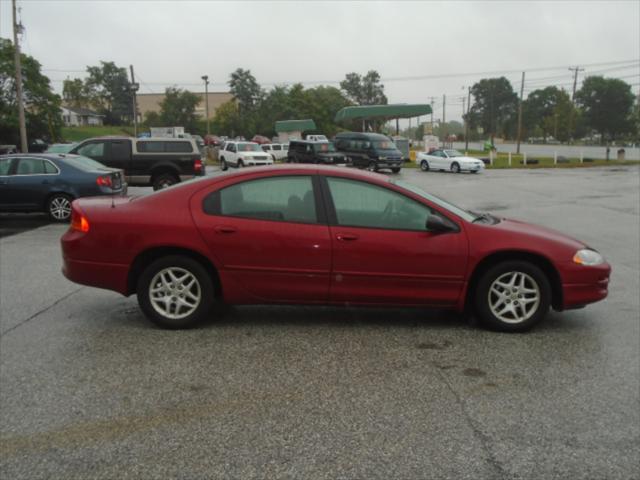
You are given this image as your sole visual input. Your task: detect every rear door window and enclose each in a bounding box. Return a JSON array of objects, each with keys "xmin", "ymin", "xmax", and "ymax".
[
  {"xmin": 165, "ymin": 142, "xmax": 193, "ymax": 153},
  {"xmin": 76, "ymin": 141, "xmax": 107, "ymax": 160},
  {"xmin": 16, "ymin": 158, "xmax": 50, "ymax": 175}
]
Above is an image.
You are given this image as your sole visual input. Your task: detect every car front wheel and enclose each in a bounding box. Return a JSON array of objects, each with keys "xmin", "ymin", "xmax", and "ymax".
[
  {"xmin": 47, "ymin": 193, "xmax": 73, "ymax": 222},
  {"xmin": 220, "ymin": 157, "xmax": 228, "ymax": 171},
  {"xmin": 137, "ymin": 255, "xmax": 215, "ymax": 329},
  {"xmin": 420, "ymin": 160, "xmax": 430, "ymax": 171},
  {"xmin": 451, "ymin": 162, "xmax": 461, "ymax": 174},
  {"xmin": 474, "ymin": 261, "xmax": 551, "ymax": 332},
  {"xmin": 367, "ymin": 161, "xmax": 377, "ymax": 172}
]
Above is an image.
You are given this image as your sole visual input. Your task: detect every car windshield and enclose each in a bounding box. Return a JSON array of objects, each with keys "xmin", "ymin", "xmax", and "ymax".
[
  {"xmin": 393, "ymin": 180, "xmax": 476, "ymax": 222},
  {"xmin": 445, "ymin": 149, "xmax": 464, "ymax": 157},
  {"xmin": 238, "ymin": 143, "xmax": 262, "ymax": 152},
  {"xmin": 373, "ymin": 140, "xmax": 397, "ymax": 150},
  {"xmin": 313, "ymin": 143, "xmax": 336, "ymax": 153},
  {"xmin": 46, "ymin": 143, "xmax": 76, "ymax": 153},
  {"xmin": 64, "ymin": 154, "xmax": 111, "ymax": 172}
]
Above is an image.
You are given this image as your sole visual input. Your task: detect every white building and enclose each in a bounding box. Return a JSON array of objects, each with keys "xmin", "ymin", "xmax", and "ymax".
[{"xmin": 61, "ymin": 107, "xmax": 105, "ymax": 127}]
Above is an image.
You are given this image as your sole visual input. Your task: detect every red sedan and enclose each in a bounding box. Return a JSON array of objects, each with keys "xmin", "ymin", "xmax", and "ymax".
[{"xmin": 61, "ymin": 165, "xmax": 610, "ymax": 331}]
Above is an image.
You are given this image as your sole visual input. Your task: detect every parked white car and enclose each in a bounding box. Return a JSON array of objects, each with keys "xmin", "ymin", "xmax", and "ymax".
[
  {"xmin": 261, "ymin": 143, "xmax": 289, "ymax": 161},
  {"xmin": 219, "ymin": 141, "xmax": 274, "ymax": 170},
  {"xmin": 417, "ymin": 149, "xmax": 485, "ymax": 173}
]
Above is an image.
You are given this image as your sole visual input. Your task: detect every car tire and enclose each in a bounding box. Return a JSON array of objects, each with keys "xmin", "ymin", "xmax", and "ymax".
[
  {"xmin": 238, "ymin": 160, "xmax": 244, "ymax": 168},
  {"xmin": 474, "ymin": 260, "xmax": 551, "ymax": 332},
  {"xmin": 391, "ymin": 167, "xmax": 401, "ymax": 173},
  {"xmin": 220, "ymin": 157, "xmax": 228, "ymax": 171},
  {"xmin": 451, "ymin": 162, "xmax": 461, "ymax": 174},
  {"xmin": 420, "ymin": 160, "xmax": 430, "ymax": 172},
  {"xmin": 137, "ymin": 255, "xmax": 215, "ymax": 329},
  {"xmin": 47, "ymin": 193, "xmax": 73, "ymax": 222},
  {"xmin": 367, "ymin": 161, "xmax": 377, "ymax": 172},
  {"xmin": 153, "ymin": 173, "xmax": 179, "ymax": 191}
]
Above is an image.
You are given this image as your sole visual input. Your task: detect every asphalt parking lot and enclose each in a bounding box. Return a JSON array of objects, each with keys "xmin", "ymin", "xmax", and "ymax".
[{"xmin": 1, "ymin": 165, "xmax": 639, "ymax": 479}]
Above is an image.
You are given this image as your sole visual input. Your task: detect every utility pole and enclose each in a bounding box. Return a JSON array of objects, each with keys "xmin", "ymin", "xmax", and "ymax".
[
  {"xmin": 568, "ymin": 66, "xmax": 584, "ymax": 144},
  {"xmin": 442, "ymin": 94, "xmax": 446, "ymax": 147},
  {"xmin": 129, "ymin": 65, "xmax": 139, "ymax": 137},
  {"xmin": 12, "ymin": 0, "xmax": 28, "ymax": 153},
  {"xmin": 516, "ymin": 71, "xmax": 525, "ymax": 154},
  {"xmin": 201, "ymin": 75, "xmax": 210, "ymax": 135},
  {"xmin": 465, "ymin": 86, "xmax": 471, "ymax": 152},
  {"xmin": 430, "ymin": 96, "xmax": 435, "ymax": 134}
]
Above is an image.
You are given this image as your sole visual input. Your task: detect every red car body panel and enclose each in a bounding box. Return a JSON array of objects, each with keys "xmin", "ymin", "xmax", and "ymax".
[{"xmin": 61, "ymin": 165, "xmax": 611, "ymax": 313}]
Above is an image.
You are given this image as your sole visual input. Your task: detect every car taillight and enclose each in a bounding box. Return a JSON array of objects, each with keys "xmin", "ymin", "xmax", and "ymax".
[
  {"xmin": 194, "ymin": 158, "xmax": 203, "ymax": 174},
  {"xmin": 70, "ymin": 210, "xmax": 90, "ymax": 233},
  {"xmin": 96, "ymin": 175, "xmax": 113, "ymax": 187}
]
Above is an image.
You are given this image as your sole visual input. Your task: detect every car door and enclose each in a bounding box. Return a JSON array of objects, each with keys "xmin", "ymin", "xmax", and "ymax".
[
  {"xmin": 428, "ymin": 150, "xmax": 443, "ymax": 169},
  {"xmin": 107, "ymin": 139, "xmax": 132, "ymax": 175},
  {"xmin": 226, "ymin": 143, "xmax": 238, "ymax": 166},
  {"xmin": 0, "ymin": 157, "xmax": 16, "ymax": 209},
  {"xmin": 191, "ymin": 174, "xmax": 332, "ymax": 303},
  {"xmin": 5, "ymin": 157, "xmax": 59, "ymax": 210},
  {"xmin": 322, "ymin": 175, "xmax": 468, "ymax": 305}
]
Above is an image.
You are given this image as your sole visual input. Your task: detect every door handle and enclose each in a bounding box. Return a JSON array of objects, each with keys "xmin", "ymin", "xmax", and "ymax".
[
  {"xmin": 214, "ymin": 225, "xmax": 237, "ymax": 234},
  {"xmin": 336, "ymin": 233, "xmax": 359, "ymax": 241}
]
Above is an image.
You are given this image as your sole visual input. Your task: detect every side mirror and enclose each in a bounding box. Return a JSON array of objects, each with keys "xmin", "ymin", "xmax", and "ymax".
[{"xmin": 426, "ymin": 215, "xmax": 457, "ymax": 234}]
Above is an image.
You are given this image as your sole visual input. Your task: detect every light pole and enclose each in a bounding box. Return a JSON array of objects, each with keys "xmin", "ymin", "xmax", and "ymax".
[{"xmin": 201, "ymin": 75, "xmax": 210, "ymax": 136}]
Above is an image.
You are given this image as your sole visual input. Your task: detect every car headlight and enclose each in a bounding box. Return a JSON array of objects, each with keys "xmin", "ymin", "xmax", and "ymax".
[{"xmin": 573, "ymin": 249, "xmax": 604, "ymax": 266}]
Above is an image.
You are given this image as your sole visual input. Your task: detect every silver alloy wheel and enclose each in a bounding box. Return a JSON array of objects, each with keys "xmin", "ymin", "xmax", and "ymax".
[
  {"xmin": 488, "ymin": 271, "xmax": 540, "ymax": 324},
  {"xmin": 451, "ymin": 162, "xmax": 460, "ymax": 173},
  {"xmin": 50, "ymin": 196, "xmax": 71, "ymax": 220},
  {"xmin": 420, "ymin": 160, "xmax": 429, "ymax": 171},
  {"xmin": 149, "ymin": 267, "xmax": 202, "ymax": 320}
]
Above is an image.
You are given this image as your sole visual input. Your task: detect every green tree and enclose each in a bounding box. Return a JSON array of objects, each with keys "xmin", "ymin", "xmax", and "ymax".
[
  {"xmin": 523, "ymin": 87, "xmax": 577, "ymax": 142},
  {"xmin": 340, "ymin": 70, "xmax": 388, "ymax": 105},
  {"xmin": 576, "ymin": 76, "xmax": 635, "ymax": 142},
  {"xmin": 469, "ymin": 77, "xmax": 518, "ymax": 142},
  {"xmin": 229, "ymin": 68, "xmax": 263, "ymax": 113},
  {"xmin": 158, "ymin": 87, "xmax": 200, "ymax": 132},
  {"xmin": 62, "ymin": 78, "xmax": 90, "ymax": 109},
  {"xmin": 84, "ymin": 61, "xmax": 132, "ymax": 125},
  {"xmin": 0, "ymin": 38, "xmax": 62, "ymax": 146}
]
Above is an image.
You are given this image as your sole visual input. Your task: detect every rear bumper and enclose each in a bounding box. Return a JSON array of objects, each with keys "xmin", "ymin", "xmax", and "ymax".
[
  {"xmin": 62, "ymin": 257, "xmax": 130, "ymax": 295},
  {"xmin": 61, "ymin": 230, "xmax": 130, "ymax": 295}
]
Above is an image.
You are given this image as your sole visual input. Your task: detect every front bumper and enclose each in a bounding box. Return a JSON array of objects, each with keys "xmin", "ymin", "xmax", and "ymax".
[{"xmin": 560, "ymin": 262, "xmax": 611, "ymax": 309}]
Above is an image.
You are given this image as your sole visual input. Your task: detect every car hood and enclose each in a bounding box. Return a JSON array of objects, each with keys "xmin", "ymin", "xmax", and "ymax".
[
  {"xmin": 241, "ymin": 151, "xmax": 270, "ymax": 157},
  {"xmin": 486, "ymin": 217, "xmax": 586, "ymax": 251}
]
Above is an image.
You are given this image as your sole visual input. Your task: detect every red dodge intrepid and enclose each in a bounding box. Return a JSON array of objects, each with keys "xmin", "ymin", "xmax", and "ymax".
[{"xmin": 61, "ymin": 165, "xmax": 610, "ymax": 331}]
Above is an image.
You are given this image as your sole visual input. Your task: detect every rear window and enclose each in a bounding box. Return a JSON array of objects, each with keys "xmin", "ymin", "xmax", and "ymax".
[
  {"xmin": 136, "ymin": 141, "xmax": 193, "ymax": 153},
  {"xmin": 65, "ymin": 155, "xmax": 110, "ymax": 171}
]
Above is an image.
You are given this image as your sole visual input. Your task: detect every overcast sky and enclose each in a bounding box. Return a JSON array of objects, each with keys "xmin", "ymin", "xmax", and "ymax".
[{"xmin": 1, "ymin": 0, "xmax": 638, "ymax": 123}]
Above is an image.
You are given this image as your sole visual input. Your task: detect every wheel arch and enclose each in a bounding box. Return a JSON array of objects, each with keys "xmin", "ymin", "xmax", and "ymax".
[
  {"xmin": 127, "ymin": 246, "xmax": 222, "ymax": 298},
  {"xmin": 465, "ymin": 250, "xmax": 563, "ymax": 312}
]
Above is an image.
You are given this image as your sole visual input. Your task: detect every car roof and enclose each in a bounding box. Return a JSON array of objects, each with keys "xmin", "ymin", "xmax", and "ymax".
[{"xmin": 0, "ymin": 153, "xmax": 65, "ymax": 160}]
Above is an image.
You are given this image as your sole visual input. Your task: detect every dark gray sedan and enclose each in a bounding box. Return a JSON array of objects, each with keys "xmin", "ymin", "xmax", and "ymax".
[{"xmin": 0, "ymin": 154, "xmax": 126, "ymax": 222}]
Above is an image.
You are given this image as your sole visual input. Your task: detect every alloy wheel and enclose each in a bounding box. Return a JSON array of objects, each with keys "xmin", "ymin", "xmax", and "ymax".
[
  {"xmin": 488, "ymin": 271, "xmax": 540, "ymax": 324},
  {"xmin": 49, "ymin": 196, "xmax": 71, "ymax": 220},
  {"xmin": 149, "ymin": 267, "xmax": 202, "ymax": 320}
]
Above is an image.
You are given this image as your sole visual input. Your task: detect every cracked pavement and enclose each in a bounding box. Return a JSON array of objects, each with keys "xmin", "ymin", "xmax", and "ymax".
[{"xmin": 1, "ymin": 166, "xmax": 639, "ymax": 479}]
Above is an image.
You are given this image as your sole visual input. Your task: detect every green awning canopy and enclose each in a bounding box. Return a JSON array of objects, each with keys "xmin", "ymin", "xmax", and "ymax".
[
  {"xmin": 334, "ymin": 104, "xmax": 432, "ymax": 122},
  {"xmin": 275, "ymin": 119, "xmax": 317, "ymax": 133}
]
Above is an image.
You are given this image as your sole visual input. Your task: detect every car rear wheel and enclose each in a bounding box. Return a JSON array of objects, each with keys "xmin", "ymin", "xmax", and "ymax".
[
  {"xmin": 391, "ymin": 167, "xmax": 401, "ymax": 173},
  {"xmin": 153, "ymin": 173, "xmax": 179, "ymax": 191},
  {"xmin": 137, "ymin": 255, "xmax": 214, "ymax": 329},
  {"xmin": 220, "ymin": 157, "xmax": 228, "ymax": 171},
  {"xmin": 451, "ymin": 162, "xmax": 461, "ymax": 174},
  {"xmin": 47, "ymin": 194, "xmax": 73, "ymax": 222},
  {"xmin": 420, "ymin": 160, "xmax": 430, "ymax": 171},
  {"xmin": 474, "ymin": 261, "xmax": 551, "ymax": 332}
]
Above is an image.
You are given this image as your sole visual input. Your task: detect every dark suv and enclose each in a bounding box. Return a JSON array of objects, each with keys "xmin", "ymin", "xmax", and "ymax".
[
  {"xmin": 69, "ymin": 136, "xmax": 204, "ymax": 190},
  {"xmin": 333, "ymin": 132, "xmax": 403, "ymax": 173},
  {"xmin": 287, "ymin": 140, "xmax": 346, "ymax": 164}
]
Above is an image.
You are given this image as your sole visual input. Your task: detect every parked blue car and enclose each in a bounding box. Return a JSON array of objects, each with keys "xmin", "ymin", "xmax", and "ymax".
[{"xmin": 0, "ymin": 154, "xmax": 127, "ymax": 222}]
